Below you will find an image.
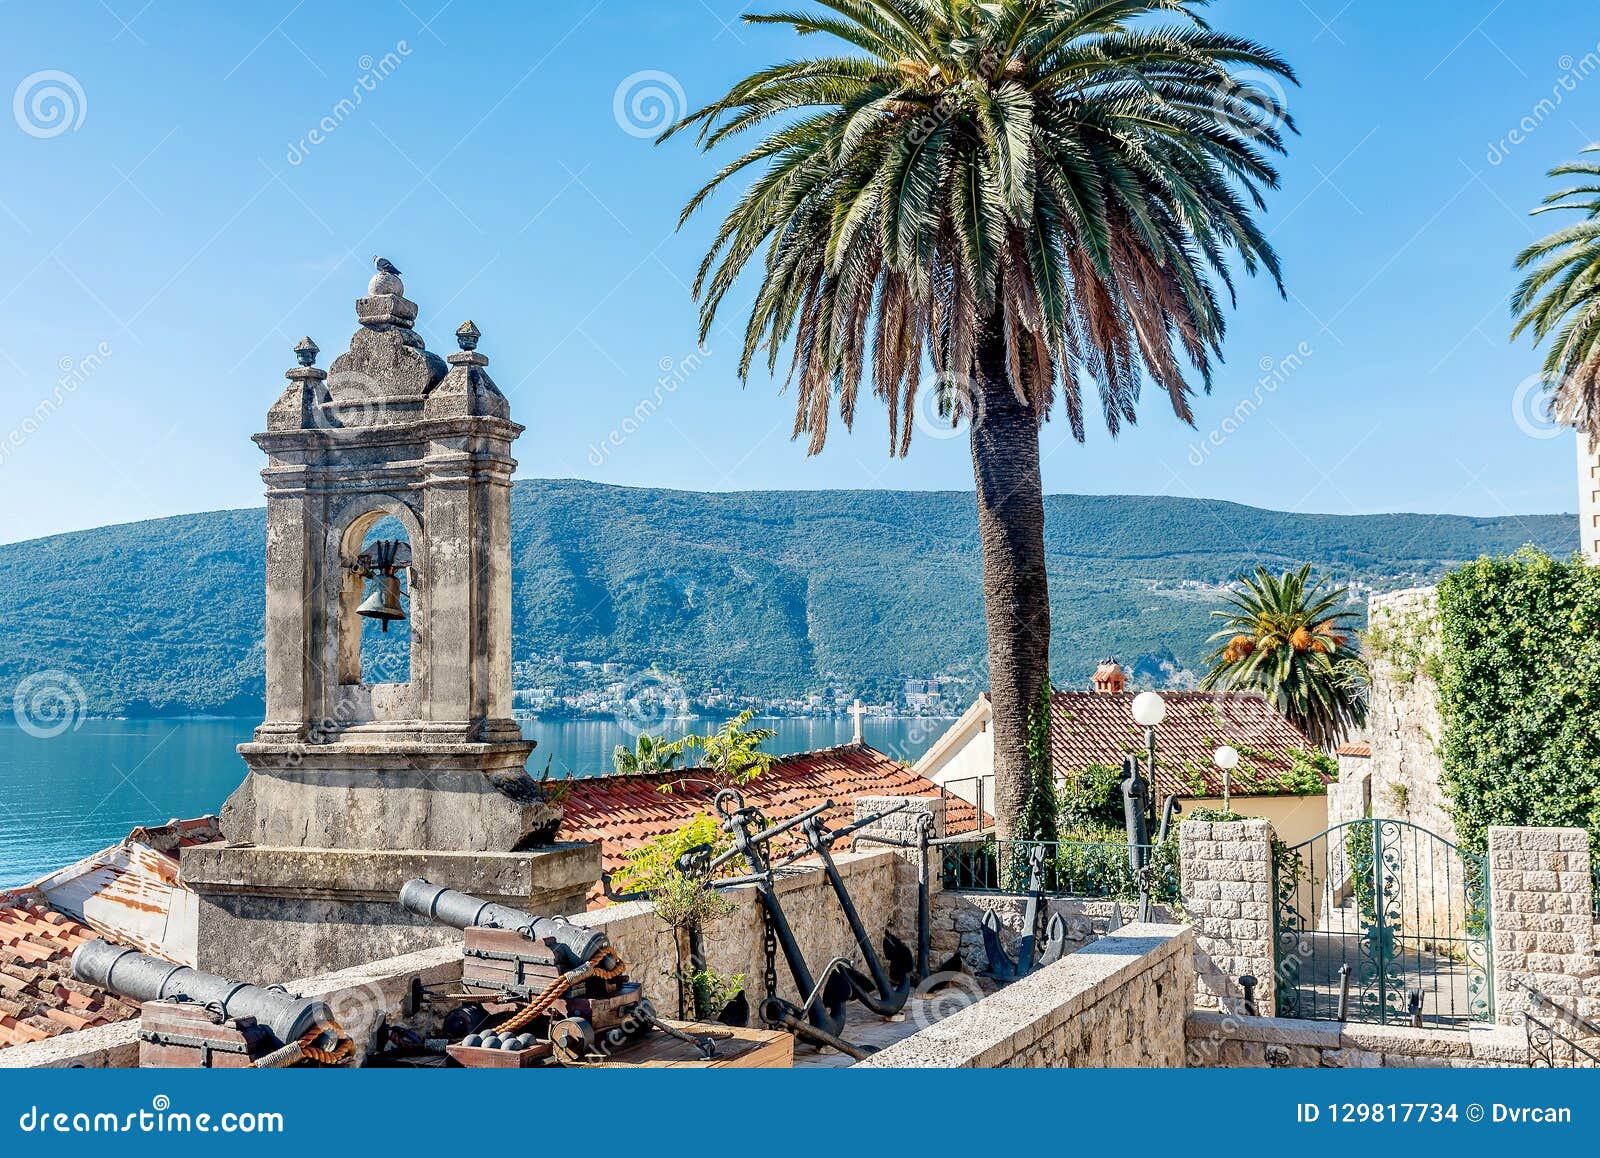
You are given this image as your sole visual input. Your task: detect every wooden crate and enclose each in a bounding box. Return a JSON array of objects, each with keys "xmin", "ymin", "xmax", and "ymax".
[
  {"xmin": 139, "ymin": 1002, "xmax": 275, "ymax": 1069},
  {"xmin": 595, "ymin": 1021, "xmax": 793, "ymax": 1069},
  {"xmin": 445, "ymin": 1040, "xmax": 551, "ymax": 1068}
]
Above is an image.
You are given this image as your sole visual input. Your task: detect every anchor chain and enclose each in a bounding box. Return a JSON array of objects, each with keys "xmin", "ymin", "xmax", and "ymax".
[{"xmin": 761, "ymin": 895, "xmax": 779, "ymax": 1004}]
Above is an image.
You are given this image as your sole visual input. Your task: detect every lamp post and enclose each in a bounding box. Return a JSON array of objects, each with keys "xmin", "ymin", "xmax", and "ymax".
[
  {"xmin": 1213, "ymin": 744, "xmax": 1240, "ymax": 812},
  {"xmin": 1130, "ymin": 690, "xmax": 1167, "ymax": 826}
]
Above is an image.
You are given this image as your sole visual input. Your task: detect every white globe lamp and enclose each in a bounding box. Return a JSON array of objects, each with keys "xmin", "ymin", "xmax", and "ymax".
[
  {"xmin": 1130, "ymin": 691, "xmax": 1167, "ymax": 728},
  {"xmin": 1213, "ymin": 744, "xmax": 1240, "ymax": 809}
]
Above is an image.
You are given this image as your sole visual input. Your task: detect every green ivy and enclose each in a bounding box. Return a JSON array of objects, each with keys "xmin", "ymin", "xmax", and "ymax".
[
  {"xmin": 1436, "ymin": 548, "xmax": 1600, "ymax": 853},
  {"xmin": 1018, "ymin": 679, "xmax": 1060, "ymax": 844}
]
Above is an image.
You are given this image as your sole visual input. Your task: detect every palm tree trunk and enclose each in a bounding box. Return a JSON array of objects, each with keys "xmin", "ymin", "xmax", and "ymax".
[{"xmin": 968, "ymin": 318, "xmax": 1051, "ymax": 840}]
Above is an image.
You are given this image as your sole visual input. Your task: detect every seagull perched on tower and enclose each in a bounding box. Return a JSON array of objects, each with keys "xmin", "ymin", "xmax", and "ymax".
[{"xmin": 373, "ymin": 255, "xmax": 402, "ymax": 276}]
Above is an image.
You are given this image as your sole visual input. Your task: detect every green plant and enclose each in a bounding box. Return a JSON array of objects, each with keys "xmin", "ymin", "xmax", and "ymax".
[
  {"xmin": 1280, "ymin": 746, "xmax": 1335, "ymax": 795},
  {"xmin": 1511, "ymin": 143, "xmax": 1600, "ymax": 428},
  {"xmin": 1058, "ymin": 763, "xmax": 1125, "ymax": 832},
  {"xmin": 687, "ymin": 965, "xmax": 745, "ymax": 1021},
  {"xmin": 1435, "ymin": 548, "xmax": 1600, "ymax": 853},
  {"xmin": 661, "ymin": 0, "xmax": 1295, "ymax": 838},
  {"xmin": 613, "ymin": 813, "xmax": 736, "ymax": 916},
  {"xmin": 1388, "ymin": 781, "xmax": 1411, "ymax": 813},
  {"xmin": 1201, "ymin": 564, "xmax": 1369, "ymax": 749},
  {"xmin": 1188, "ymin": 807, "xmax": 1247, "ymax": 822},
  {"xmin": 613, "ymin": 732, "xmax": 687, "ymax": 775},
  {"xmin": 1018, "ymin": 680, "xmax": 1058, "ymax": 844},
  {"xmin": 673, "ymin": 710, "xmax": 777, "ymax": 789}
]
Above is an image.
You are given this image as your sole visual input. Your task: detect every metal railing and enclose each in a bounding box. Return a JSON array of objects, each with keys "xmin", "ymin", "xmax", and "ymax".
[
  {"xmin": 1515, "ymin": 979, "xmax": 1600, "ymax": 1068},
  {"xmin": 937, "ymin": 837, "xmax": 1180, "ymax": 905}
]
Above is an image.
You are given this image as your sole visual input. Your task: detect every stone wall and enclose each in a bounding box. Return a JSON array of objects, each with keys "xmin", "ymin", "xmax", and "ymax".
[
  {"xmin": 931, "ymin": 892, "xmax": 1173, "ymax": 972},
  {"xmin": 859, "ymin": 924, "xmax": 1193, "ymax": 1068},
  {"xmin": 1488, "ymin": 826, "xmax": 1598, "ymax": 1028},
  {"xmin": 1328, "ymin": 750, "xmax": 1370, "ymax": 830},
  {"xmin": 1179, "ymin": 817, "xmax": 1274, "ymax": 1015},
  {"xmin": 853, "ymin": 794, "xmax": 945, "ymax": 953},
  {"xmin": 1364, "ymin": 588, "xmax": 1451, "ymax": 838},
  {"xmin": 1185, "ymin": 1010, "xmax": 1526, "ymax": 1068}
]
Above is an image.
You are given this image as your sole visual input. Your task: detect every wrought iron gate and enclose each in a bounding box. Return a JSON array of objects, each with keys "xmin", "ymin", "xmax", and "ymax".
[{"xmin": 1272, "ymin": 819, "xmax": 1492, "ymax": 1027}]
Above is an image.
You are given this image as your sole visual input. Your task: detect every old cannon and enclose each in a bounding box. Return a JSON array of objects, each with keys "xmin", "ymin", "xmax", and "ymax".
[
  {"xmin": 398, "ymin": 879, "xmax": 699, "ymax": 1065},
  {"xmin": 71, "ymin": 939, "xmax": 350, "ymax": 1068},
  {"xmin": 398, "ymin": 879, "xmax": 610, "ymax": 971}
]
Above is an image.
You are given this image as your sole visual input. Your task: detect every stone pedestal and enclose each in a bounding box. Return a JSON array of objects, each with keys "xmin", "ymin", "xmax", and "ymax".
[
  {"xmin": 183, "ymin": 843, "xmax": 599, "ymax": 984},
  {"xmin": 1179, "ymin": 817, "xmax": 1276, "ymax": 1016}
]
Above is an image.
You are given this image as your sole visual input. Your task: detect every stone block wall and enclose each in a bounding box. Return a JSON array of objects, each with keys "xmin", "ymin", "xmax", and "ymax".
[
  {"xmin": 931, "ymin": 892, "xmax": 1173, "ymax": 972},
  {"xmin": 1185, "ymin": 1010, "xmax": 1527, "ymax": 1068},
  {"xmin": 1180, "ymin": 817, "xmax": 1275, "ymax": 1015},
  {"xmin": 853, "ymin": 794, "xmax": 944, "ymax": 951},
  {"xmin": 1488, "ymin": 826, "xmax": 1598, "ymax": 1027},
  {"xmin": 1364, "ymin": 588, "xmax": 1451, "ymax": 838},
  {"xmin": 859, "ymin": 924, "xmax": 1193, "ymax": 1068}
]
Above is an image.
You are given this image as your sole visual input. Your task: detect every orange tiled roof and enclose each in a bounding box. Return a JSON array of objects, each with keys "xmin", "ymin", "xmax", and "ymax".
[
  {"xmin": 1050, "ymin": 690, "xmax": 1322, "ymax": 798},
  {"xmin": 0, "ymin": 898, "xmax": 138, "ymax": 1048},
  {"xmin": 1336, "ymin": 742, "xmax": 1372, "ymax": 758},
  {"xmin": 562, "ymin": 743, "xmax": 980, "ymax": 885}
]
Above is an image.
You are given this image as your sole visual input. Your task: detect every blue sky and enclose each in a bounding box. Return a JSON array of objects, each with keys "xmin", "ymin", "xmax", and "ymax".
[{"xmin": 0, "ymin": 0, "xmax": 1597, "ymax": 543}]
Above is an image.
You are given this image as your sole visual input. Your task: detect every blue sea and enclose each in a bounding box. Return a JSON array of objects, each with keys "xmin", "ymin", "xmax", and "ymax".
[{"xmin": 0, "ymin": 715, "xmax": 946, "ymax": 887}]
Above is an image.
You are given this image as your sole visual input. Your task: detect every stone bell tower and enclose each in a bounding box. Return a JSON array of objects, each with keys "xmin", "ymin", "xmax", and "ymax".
[{"xmin": 182, "ymin": 263, "xmax": 598, "ymax": 982}]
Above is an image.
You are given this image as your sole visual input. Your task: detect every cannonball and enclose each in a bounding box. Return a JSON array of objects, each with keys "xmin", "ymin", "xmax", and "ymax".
[{"xmin": 462, "ymin": 1034, "xmax": 483, "ymax": 1048}]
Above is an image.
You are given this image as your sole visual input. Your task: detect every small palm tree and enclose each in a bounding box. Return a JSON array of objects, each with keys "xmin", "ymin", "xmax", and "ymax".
[
  {"xmin": 1201, "ymin": 564, "xmax": 1366, "ymax": 750},
  {"xmin": 613, "ymin": 732, "xmax": 687, "ymax": 775},
  {"xmin": 1512, "ymin": 144, "xmax": 1600, "ymax": 429},
  {"xmin": 663, "ymin": 0, "xmax": 1295, "ymax": 838},
  {"xmin": 681, "ymin": 709, "xmax": 778, "ymax": 788}
]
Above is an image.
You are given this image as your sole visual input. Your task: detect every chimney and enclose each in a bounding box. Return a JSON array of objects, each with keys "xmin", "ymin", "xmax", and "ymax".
[{"xmin": 1091, "ymin": 658, "xmax": 1126, "ymax": 694}]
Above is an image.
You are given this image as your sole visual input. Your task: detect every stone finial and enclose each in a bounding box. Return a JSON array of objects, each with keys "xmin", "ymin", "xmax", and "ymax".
[
  {"xmin": 368, "ymin": 255, "xmax": 404, "ymax": 297},
  {"xmin": 294, "ymin": 336, "xmax": 320, "ymax": 367},
  {"xmin": 455, "ymin": 320, "xmax": 481, "ymax": 351}
]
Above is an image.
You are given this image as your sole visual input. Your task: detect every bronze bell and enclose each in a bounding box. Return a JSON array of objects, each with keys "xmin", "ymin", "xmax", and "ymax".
[{"xmin": 357, "ymin": 573, "xmax": 406, "ymax": 632}]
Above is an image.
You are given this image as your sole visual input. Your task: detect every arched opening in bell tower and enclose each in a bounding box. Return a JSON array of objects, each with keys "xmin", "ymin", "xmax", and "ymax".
[{"xmin": 335, "ymin": 506, "xmax": 419, "ymax": 705}]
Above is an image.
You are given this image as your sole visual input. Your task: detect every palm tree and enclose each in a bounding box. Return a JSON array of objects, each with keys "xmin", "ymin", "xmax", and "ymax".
[
  {"xmin": 663, "ymin": 0, "xmax": 1295, "ymax": 838},
  {"xmin": 613, "ymin": 732, "xmax": 687, "ymax": 775},
  {"xmin": 1200, "ymin": 564, "xmax": 1366, "ymax": 750},
  {"xmin": 680, "ymin": 709, "xmax": 778, "ymax": 788},
  {"xmin": 1512, "ymin": 143, "xmax": 1600, "ymax": 431}
]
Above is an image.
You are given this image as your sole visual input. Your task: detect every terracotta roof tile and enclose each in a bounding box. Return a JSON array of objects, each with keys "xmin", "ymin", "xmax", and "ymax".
[
  {"xmin": 562, "ymin": 743, "xmax": 980, "ymax": 898},
  {"xmin": 1050, "ymin": 690, "xmax": 1323, "ymax": 798},
  {"xmin": 1336, "ymin": 742, "xmax": 1372, "ymax": 758},
  {"xmin": 0, "ymin": 901, "xmax": 140, "ymax": 1050}
]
